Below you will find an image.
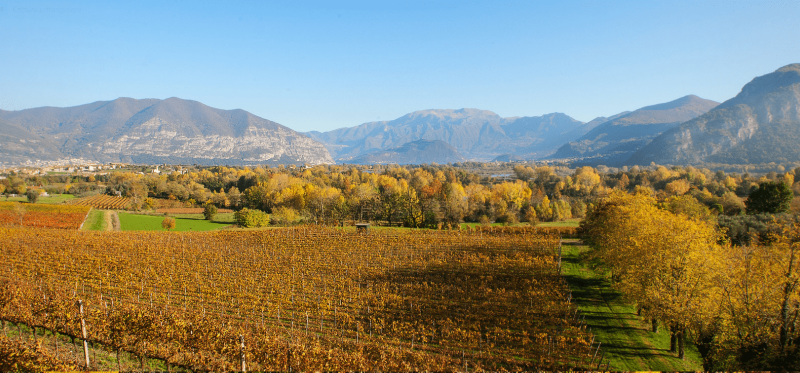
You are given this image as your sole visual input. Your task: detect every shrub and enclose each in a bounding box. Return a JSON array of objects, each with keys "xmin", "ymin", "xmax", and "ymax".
[
  {"xmin": 203, "ymin": 204, "xmax": 218, "ymax": 221},
  {"xmin": 161, "ymin": 217, "xmax": 176, "ymax": 231},
  {"xmin": 479, "ymin": 215, "xmax": 491, "ymax": 227},
  {"xmin": 234, "ymin": 208, "xmax": 270, "ymax": 228}
]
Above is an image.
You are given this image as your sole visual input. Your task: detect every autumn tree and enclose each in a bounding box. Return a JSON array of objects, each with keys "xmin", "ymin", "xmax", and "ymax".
[
  {"xmin": 582, "ymin": 191, "xmax": 723, "ymax": 359},
  {"xmin": 161, "ymin": 217, "xmax": 176, "ymax": 231}
]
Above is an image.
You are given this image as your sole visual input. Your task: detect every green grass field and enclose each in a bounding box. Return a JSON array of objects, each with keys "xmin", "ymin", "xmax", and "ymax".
[
  {"xmin": 82, "ymin": 209, "xmax": 107, "ymax": 231},
  {"xmin": 560, "ymin": 240, "xmax": 703, "ymax": 371},
  {"xmin": 536, "ymin": 218, "xmax": 581, "ymax": 227},
  {"xmin": 3, "ymin": 194, "xmax": 75, "ymax": 204},
  {"xmin": 165, "ymin": 212, "xmax": 236, "ymax": 224},
  {"xmin": 118, "ymin": 212, "xmax": 233, "ymax": 232}
]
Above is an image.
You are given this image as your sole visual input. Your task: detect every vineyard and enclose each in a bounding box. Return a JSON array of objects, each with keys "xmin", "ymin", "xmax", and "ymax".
[
  {"xmin": 68, "ymin": 195, "xmax": 132, "ymax": 210},
  {"xmin": 0, "ymin": 226, "xmax": 603, "ymax": 371},
  {"xmin": 0, "ymin": 202, "xmax": 90, "ymax": 230}
]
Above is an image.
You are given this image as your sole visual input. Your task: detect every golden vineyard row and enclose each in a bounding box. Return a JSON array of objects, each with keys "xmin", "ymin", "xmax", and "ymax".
[
  {"xmin": 0, "ymin": 227, "xmax": 599, "ymax": 371},
  {"xmin": 68, "ymin": 194, "xmax": 132, "ymax": 209}
]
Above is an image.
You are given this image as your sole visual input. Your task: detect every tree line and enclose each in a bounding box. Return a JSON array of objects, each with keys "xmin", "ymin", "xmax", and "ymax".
[
  {"xmin": 3, "ymin": 162, "xmax": 799, "ymax": 227},
  {"xmin": 582, "ymin": 191, "xmax": 799, "ymax": 370}
]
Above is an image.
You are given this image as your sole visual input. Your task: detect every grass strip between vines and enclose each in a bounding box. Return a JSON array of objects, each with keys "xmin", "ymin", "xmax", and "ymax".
[
  {"xmin": 560, "ymin": 239, "xmax": 704, "ymax": 371},
  {"xmin": 81, "ymin": 209, "xmax": 107, "ymax": 231}
]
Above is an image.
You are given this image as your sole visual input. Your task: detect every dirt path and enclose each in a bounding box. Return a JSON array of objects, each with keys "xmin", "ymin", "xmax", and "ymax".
[
  {"xmin": 108, "ymin": 211, "xmax": 121, "ymax": 231},
  {"xmin": 560, "ymin": 239, "xmax": 703, "ymax": 371}
]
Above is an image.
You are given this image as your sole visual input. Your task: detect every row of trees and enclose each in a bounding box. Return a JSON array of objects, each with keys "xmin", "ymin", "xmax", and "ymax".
[
  {"xmin": 582, "ymin": 191, "xmax": 799, "ymax": 369},
  {"xmin": 4, "ymin": 162, "xmax": 798, "ymax": 226}
]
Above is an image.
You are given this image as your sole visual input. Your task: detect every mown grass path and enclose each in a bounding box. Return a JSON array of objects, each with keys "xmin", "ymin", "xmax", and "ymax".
[{"xmin": 561, "ymin": 239, "xmax": 704, "ymax": 371}]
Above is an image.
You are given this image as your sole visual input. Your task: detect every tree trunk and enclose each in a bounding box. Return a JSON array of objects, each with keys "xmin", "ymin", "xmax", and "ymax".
[
  {"xmin": 678, "ymin": 328, "xmax": 686, "ymax": 359},
  {"xmin": 779, "ymin": 247, "xmax": 797, "ymax": 352},
  {"xmin": 651, "ymin": 318, "xmax": 659, "ymax": 333},
  {"xmin": 669, "ymin": 325, "xmax": 677, "ymax": 353}
]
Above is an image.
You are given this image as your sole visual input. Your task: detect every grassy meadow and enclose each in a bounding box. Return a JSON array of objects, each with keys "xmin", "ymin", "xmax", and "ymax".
[{"xmin": 118, "ymin": 212, "xmax": 233, "ymax": 232}]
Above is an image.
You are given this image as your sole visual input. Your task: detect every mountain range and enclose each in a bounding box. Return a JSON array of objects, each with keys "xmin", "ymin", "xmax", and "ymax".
[
  {"xmin": 0, "ymin": 98, "xmax": 333, "ymax": 165},
  {"xmin": 349, "ymin": 140, "xmax": 465, "ymax": 165},
  {"xmin": 307, "ymin": 109, "xmax": 608, "ymax": 162},
  {"xmin": 631, "ymin": 64, "xmax": 800, "ymax": 165},
  {"xmin": 2, "ymin": 63, "xmax": 799, "ymax": 168},
  {"xmin": 550, "ymin": 95, "xmax": 719, "ymax": 166}
]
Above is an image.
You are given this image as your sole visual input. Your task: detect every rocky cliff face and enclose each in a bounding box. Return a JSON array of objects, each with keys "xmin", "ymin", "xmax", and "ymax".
[
  {"xmin": 0, "ymin": 97, "xmax": 333, "ymax": 165},
  {"xmin": 630, "ymin": 64, "xmax": 800, "ymax": 165}
]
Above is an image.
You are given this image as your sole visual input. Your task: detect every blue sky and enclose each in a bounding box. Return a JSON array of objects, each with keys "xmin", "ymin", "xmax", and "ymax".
[{"xmin": 0, "ymin": 0, "xmax": 798, "ymax": 132}]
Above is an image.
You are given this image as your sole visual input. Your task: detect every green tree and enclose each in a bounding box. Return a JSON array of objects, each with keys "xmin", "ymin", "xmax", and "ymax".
[
  {"xmin": 234, "ymin": 208, "xmax": 270, "ymax": 228},
  {"xmin": 746, "ymin": 181, "xmax": 793, "ymax": 214},
  {"xmin": 203, "ymin": 204, "xmax": 218, "ymax": 221},
  {"xmin": 26, "ymin": 189, "xmax": 40, "ymax": 204}
]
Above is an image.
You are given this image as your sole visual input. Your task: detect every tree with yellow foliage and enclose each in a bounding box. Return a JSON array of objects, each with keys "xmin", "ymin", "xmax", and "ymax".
[{"xmin": 582, "ymin": 191, "xmax": 724, "ymax": 359}]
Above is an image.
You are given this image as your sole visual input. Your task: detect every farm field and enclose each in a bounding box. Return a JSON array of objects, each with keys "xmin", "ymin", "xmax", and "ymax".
[
  {"xmin": 165, "ymin": 212, "xmax": 237, "ymax": 224},
  {"xmin": 0, "ymin": 202, "xmax": 90, "ymax": 229},
  {"xmin": 3, "ymin": 193, "xmax": 75, "ymax": 204},
  {"xmin": 0, "ymin": 227, "xmax": 602, "ymax": 371},
  {"xmin": 118, "ymin": 212, "xmax": 233, "ymax": 231},
  {"xmin": 537, "ymin": 219, "xmax": 581, "ymax": 228},
  {"xmin": 68, "ymin": 194, "xmax": 132, "ymax": 209},
  {"xmin": 560, "ymin": 240, "xmax": 703, "ymax": 371}
]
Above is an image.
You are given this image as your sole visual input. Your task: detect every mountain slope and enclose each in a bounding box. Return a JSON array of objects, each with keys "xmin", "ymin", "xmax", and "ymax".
[
  {"xmin": 630, "ymin": 64, "xmax": 800, "ymax": 165},
  {"xmin": 0, "ymin": 98, "xmax": 333, "ymax": 165},
  {"xmin": 348, "ymin": 140, "xmax": 466, "ymax": 165},
  {"xmin": 550, "ymin": 95, "xmax": 719, "ymax": 165},
  {"xmin": 308, "ymin": 109, "xmax": 596, "ymax": 162},
  {"xmin": 0, "ymin": 118, "xmax": 65, "ymax": 165}
]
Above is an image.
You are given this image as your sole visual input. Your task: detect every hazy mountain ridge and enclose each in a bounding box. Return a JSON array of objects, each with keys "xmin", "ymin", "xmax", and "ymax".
[
  {"xmin": 0, "ymin": 98, "xmax": 333, "ymax": 165},
  {"xmin": 550, "ymin": 95, "xmax": 719, "ymax": 166},
  {"xmin": 348, "ymin": 140, "xmax": 466, "ymax": 165},
  {"xmin": 630, "ymin": 64, "xmax": 800, "ymax": 165},
  {"xmin": 0, "ymin": 118, "xmax": 65, "ymax": 163},
  {"xmin": 308, "ymin": 109, "xmax": 599, "ymax": 162}
]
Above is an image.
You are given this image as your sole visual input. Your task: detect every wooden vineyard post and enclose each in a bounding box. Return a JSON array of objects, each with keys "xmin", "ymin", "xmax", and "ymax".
[
  {"xmin": 239, "ymin": 335, "xmax": 246, "ymax": 372},
  {"xmin": 590, "ymin": 342, "xmax": 601, "ymax": 365},
  {"xmin": 558, "ymin": 238, "xmax": 562, "ymax": 274},
  {"xmin": 77, "ymin": 300, "xmax": 90, "ymax": 368},
  {"xmin": 596, "ymin": 350, "xmax": 605, "ymax": 369}
]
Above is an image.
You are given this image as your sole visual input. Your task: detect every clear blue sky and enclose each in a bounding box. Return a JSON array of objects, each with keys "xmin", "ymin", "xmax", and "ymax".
[{"xmin": 1, "ymin": 0, "xmax": 798, "ymax": 132}]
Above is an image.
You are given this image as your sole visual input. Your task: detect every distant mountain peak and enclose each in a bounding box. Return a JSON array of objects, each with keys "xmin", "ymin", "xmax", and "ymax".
[
  {"xmin": 629, "ymin": 63, "xmax": 800, "ymax": 165},
  {"xmin": 777, "ymin": 63, "xmax": 800, "ymax": 73},
  {"xmin": 402, "ymin": 108, "xmax": 501, "ymax": 121},
  {"xmin": 550, "ymin": 95, "xmax": 719, "ymax": 166},
  {"xmin": 0, "ymin": 97, "xmax": 333, "ymax": 166}
]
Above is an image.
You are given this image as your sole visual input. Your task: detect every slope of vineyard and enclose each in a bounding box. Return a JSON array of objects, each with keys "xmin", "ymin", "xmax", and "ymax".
[
  {"xmin": 68, "ymin": 194, "xmax": 132, "ymax": 210},
  {"xmin": 0, "ymin": 226, "xmax": 601, "ymax": 371},
  {"xmin": 0, "ymin": 202, "xmax": 90, "ymax": 229}
]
